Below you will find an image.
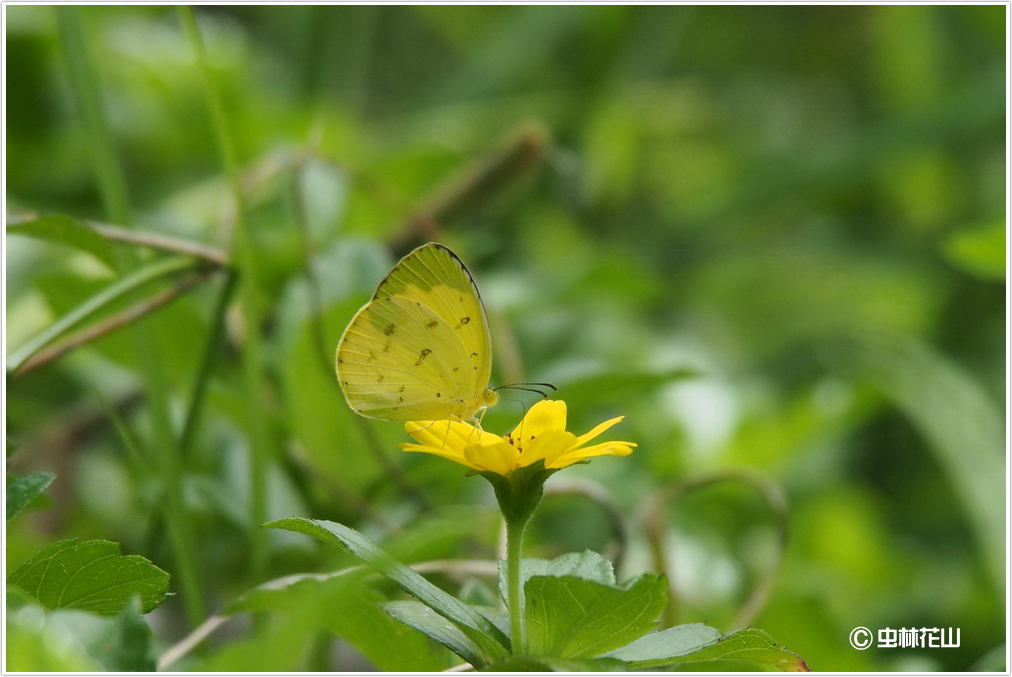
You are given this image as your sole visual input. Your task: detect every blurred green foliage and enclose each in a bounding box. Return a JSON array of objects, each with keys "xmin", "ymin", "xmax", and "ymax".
[{"xmin": 5, "ymin": 4, "xmax": 1005, "ymax": 672}]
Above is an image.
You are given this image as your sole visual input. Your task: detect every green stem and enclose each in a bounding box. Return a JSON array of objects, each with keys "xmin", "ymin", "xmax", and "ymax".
[
  {"xmin": 55, "ymin": 7, "xmax": 130, "ymax": 225},
  {"xmin": 179, "ymin": 269, "xmax": 237, "ymax": 459},
  {"xmin": 180, "ymin": 6, "xmax": 270, "ymax": 581},
  {"xmin": 482, "ymin": 463, "xmax": 553, "ymax": 655},
  {"xmin": 505, "ymin": 514, "xmax": 528, "ymax": 655},
  {"xmin": 7, "ymin": 256, "xmax": 197, "ymax": 372}
]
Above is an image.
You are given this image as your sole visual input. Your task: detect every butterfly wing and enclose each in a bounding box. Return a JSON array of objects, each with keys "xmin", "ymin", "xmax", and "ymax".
[{"xmin": 336, "ymin": 244, "xmax": 494, "ymax": 421}]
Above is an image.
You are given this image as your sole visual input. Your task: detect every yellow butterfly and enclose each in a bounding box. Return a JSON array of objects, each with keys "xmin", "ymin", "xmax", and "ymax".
[{"xmin": 335, "ymin": 243, "xmax": 500, "ymax": 423}]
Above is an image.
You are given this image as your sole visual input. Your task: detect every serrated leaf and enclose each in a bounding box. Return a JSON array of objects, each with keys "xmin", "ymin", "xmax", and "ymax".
[
  {"xmin": 7, "ymin": 472, "xmax": 55, "ymax": 520},
  {"xmin": 384, "ymin": 600, "xmax": 486, "ymax": 667},
  {"xmin": 662, "ymin": 627, "xmax": 810, "ymax": 672},
  {"xmin": 602, "ymin": 622, "xmax": 723, "ymax": 665},
  {"xmin": 7, "ymin": 539, "xmax": 169, "ymax": 614},
  {"xmin": 499, "ymin": 550, "xmax": 615, "ymax": 606},
  {"xmin": 525, "ymin": 573, "xmax": 666, "ymax": 659},
  {"xmin": 264, "ymin": 517, "xmax": 510, "ymax": 666},
  {"xmin": 7, "ymin": 214, "xmax": 118, "ymax": 269}
]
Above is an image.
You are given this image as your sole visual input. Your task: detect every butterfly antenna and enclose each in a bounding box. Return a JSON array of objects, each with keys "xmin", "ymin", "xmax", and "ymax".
[{"xmin": 494, "ymin": 381, "xmax": 558, "ymax": 399}]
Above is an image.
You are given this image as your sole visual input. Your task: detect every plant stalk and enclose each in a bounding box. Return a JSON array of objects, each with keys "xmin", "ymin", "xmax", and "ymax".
[
  {"xmin": 180, "ymin": 5, "xmax": 271, "ymax": 581},
  {"xmin": 505, "ymin": 513, "xmax": 528, "ymax": 655}
]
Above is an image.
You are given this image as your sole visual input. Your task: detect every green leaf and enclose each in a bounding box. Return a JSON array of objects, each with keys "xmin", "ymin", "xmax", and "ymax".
[
  {"xmin": 6, "ymin": 471, "xmax": 55, "ymax": 520},
  {"xmin": 661, "ymin": 627, "xmax": 810, "ymax": 672},
  {"xmin": 201, "ymin": 578, "xmax": 429, "ymax": 672},
  {"xmin": 8, "ymin": 539, "xmax": 169, "ymax": 614},
  {"xmin": 215, "ymin": 572, "xmax": 445, "ymax": 672},
  {"xmin": 7, "ymin": 214, "xmax": 118, "ymax": 269},
  {"xmin": 95, "ymin": 599, "xmax": 157, "ymax": 671},
  {"xmin": 525, "ymin": 573, "xmax": 667, "ymax": 659},
  {"xmin": 942, "ymin": 219, "xmax": 1005, "ymax": 280},
  {"xmin": 486, "ymin": 655, "xmax": 630, "ymax": 671},
  {"xmin": 602, "ymin": 622, "xmax": 723, "ymax": 666},
  {"xmin": 264, "ymin": 517, "xmax": 510, "ymax": 666},
  {"xmin": 383, "ymin": 600, "xmax": 487, "ymax": 667},
  {"xmin": 851, "ymin": 337, "xmax": 1005, "ymax": 594},
  {"xmin": 499, "ymin": 550, "xmax": 615, "ymax": 606}
]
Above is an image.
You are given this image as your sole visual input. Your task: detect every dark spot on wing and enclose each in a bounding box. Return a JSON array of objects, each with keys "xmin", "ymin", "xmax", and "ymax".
[
  {"xmin": 384, "ymin": 323, "xmax": 396, "ymax": 336},
  {"xmin": 427, "ymin": 320, "xmax": 439, "ymax": 328},
  {"xmin": 456, "ymin": 316, "xmax": 471, "ymax": 329},
  {"xmin": 415, "ymin": 348, "xmax": 432, "ymax": 366}
]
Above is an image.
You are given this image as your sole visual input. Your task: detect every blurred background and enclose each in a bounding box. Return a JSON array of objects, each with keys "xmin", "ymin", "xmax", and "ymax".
[{"xmin": 5, "ymin": 4, "xmax": 1006, "ymax": 672}]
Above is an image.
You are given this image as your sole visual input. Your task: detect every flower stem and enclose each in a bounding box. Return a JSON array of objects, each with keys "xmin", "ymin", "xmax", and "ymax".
[
  {"xmin": 481, "ymin": 462, "xmax": 553, "ymax": 655},
  {"xmin": 505, "ymin": 514, "xmax": 527, "ymax": 655}
]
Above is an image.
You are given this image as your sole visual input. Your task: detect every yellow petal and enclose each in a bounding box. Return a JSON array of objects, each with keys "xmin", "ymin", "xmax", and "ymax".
[
  {"xmin": 511, "ymin": 399, "xmax": 566, "ymax": 440},
  {"xmin": 400, "ymin": 442, "xmax": 476, "ymax": 470},
  {"xmin": 405, "ymin": 420, "xmax": 496, "ymax": 450},
  {"xmin": 549, "ymin": 440, "xmax": 637, "ymax": 469},
  {"xmin": 574, "ymin": 415, "xmax": 625, "ymax": 446},
  {"xmin": 464, "ymin": 440, "xmax": 520, "ymax": 476},
  {"xmin": 528, "ymin": 430, "xmax": 579, "ymax": 466}
]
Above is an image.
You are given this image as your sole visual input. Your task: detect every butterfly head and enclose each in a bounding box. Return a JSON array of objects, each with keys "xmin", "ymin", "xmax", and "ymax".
[{"xmin": 481, "ymin": 387, "xmax": 500, "ymax": 409}]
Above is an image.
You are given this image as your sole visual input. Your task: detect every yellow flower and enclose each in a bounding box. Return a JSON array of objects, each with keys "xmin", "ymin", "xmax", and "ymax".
[{"xmin": 400, "ymin": 400, "xmax": 636, "ymax": 477}]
